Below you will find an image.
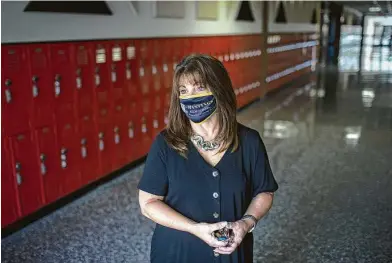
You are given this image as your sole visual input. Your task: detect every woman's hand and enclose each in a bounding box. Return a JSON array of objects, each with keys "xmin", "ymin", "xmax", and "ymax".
[
  {"xmin": 213, "ymin": 220, "xmax": 252, "ymax": 255},
  {"xmin": 190, "ymin": 221, "xmax": 230, "ymax": 248}
]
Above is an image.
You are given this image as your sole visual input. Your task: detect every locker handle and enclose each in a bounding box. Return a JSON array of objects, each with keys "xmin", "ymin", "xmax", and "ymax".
[
  {"xmin": 76, "ymin": 68, "xmax": 82, "ymax": 89},
  {"xmin": 81, "ymin": 138, "xmax": 87, "ymax": 158},
  {"xmin": 40, "ymin": 153, "xmax": 46, "ymax": 161},
  {"xmin": 55, "ymin": 74, "xmax": 61, "ymax": 97},
  {"xmin": 32, "ymin": 75, "xmax": 39, "ymax": 98},
  {"xmin": 60, "ymin": 148, "xmax": 68, "ymax": 169},
  {"xmin": 15, "ymin": 162, "xmax": 22, "ymax": 185},
  {"xmin": 40, "ymin": 154, "xmax": 47, "ymax": 175},
  {"xmin": 5, "ymin": 79, "xmax": 12, "ymax": 103},
  {"xmin": 15, "ymin": 162, "xmax": 21, "ymax": 171}
]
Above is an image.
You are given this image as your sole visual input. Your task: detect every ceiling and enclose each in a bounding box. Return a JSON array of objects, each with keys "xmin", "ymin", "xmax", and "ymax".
[{"xmin": 338, "ymin": 1, "xmax": 392, "ymax": 16}]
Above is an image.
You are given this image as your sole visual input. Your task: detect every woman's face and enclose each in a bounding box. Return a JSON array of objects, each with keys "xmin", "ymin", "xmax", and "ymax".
[{"xmin": 178, "ymin": 75, "xmax": 210, "ymax": 97}]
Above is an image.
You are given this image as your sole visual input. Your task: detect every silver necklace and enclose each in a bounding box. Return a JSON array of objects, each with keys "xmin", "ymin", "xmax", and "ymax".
[{"xmin": 191, "ymin": 134, "xmax": 220, "ymax": 151}]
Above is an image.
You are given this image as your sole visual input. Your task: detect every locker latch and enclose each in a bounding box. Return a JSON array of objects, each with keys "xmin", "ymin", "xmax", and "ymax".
[
  {"xmin": 163, "ymin": 64, "xmax": 168, "ymax": 73},
  {"xmin": 15, "ymin": 162, "xmax": 22, "ymax": 186},
  {"xmin": 114, "ymin": 126, "xmax": 120, "ymax": 144},
  {"xmin": 111, "ymin": 64, "xmax": 117, "ymax": 83},
  {"xmin": 76, "ymin": 68, "xmax": 82, "ymax": 89},
  {"xmin": 32, "ymin": 75, "xmax": 39, "ymax": 98},
  {"xmin": 55, "ymin": 74, "xmax": 62, "ymax": 97},
  {"xmin": 98, "ymin": 132, "xmax": 105, "ymax": 151},
  {"xmin": 153, "ymin": 114, "xmax": 159, "ymax": 129},
  {"xmin": 152, "ymin": 65, "xmax": 157, "ymax": 75},
  {"xmin": 95, "ymin": 67, "xmax": 101, "ymax": 86},
  {"xmin": 128, "ymin": 121, "xmax": 134, "ymax": 139},
  {"xmin": 81, "ymin": 138, "xmax": 87, "ymax": 159},
  {"xmin": 5, "ymin": 79, "xmax": 12, "ymax": 103},
  {"xmin": 60, "ymin": 148, "xmax": 68, "ymax": 169},
  {"xmin": 141, "ymin": 117, "xmax": 147, "ymax": 133},
  {"xmin": 139, "ymin": 66, "xmax": 145, "ymax": 77},
  {"xmin": 126, "ymin": 62, "xmax": 132, "ymax": 80},
  {"xmin": 40, "ymin": 154, "xmax": 47, "ymax": 175}
]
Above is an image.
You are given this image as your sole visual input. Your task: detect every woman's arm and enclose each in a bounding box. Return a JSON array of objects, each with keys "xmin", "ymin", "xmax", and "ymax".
[
  {"xmin": 214, "ymin": 192, "xmax": 274, "ymax": 255},
  {"xmin": 139, "ymin": 190, "xmax": 196, "ymax": 232},
  {"xmin": 139, "ymin": 190, "xmax": 229, "ymax": 248},
  {"xmin": 242, "ymin": 192, "xmax": 274, "ymax": 229}
]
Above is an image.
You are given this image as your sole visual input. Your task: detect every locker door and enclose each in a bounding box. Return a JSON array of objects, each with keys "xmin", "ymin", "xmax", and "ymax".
[
  {"xmin": 128, "ymin": 101, "xmax": 144, "ymax": 161},
  {"xmin": 110, "ymin": 42, "xmax": 126, "ymax": 113},
  {"xmin": 1, "ymin": 137, "xmax": 21, "ymax": 227},
  {"xmin": 9, "ymin": 132, "xmax": 44, "ymax": 216},
  {"xmin": 2, "ymin": 46, "xmax": 32, "ymax": 135},
  {"xmin": 151, "ymin": 60, "xmax": 161, "ymax": 94},
  {"xmin": 140, "ymin": 98, "xmax": 153, "ymax": 155},
  {"xmin": 94, "ymin": 43, "xmax": 112, "ymax": 111},
  {"xmin": 75, "ymin": 43, "xmax": 95, "ymax": 120},
  {"xmin": 51, "ymin": 43, "xmax": 77, "ymax": 125},
  {"xmin": 96, "ymin": 126, "xmax": 114, "ymax": 177},
  {"xmin": 139, "ymin": 60, "xmax": 151, "ymax": 96},
  {"xmin": 35, "ymin": 126, "xmax": 62, "ymax": 204},
  {"xmin": 78, "ymin": 116, "xmax": 100, "ymax": 185},
  {"xmin": 28, "ymin": 44, "xmax": 55, "ymax": 128},
  {"xmin": 56, "ymin": 123, "xmax": 81, "ymax": 196},
  {"xmin": 112, "ymin": 119, "xmax": 129, "ymax": 170},
  {"xmin": 124, "ymin": 42, "xmax": 137, "ymax": 99},
  {"xmin": 152, "ymin": 96, "xmax": 164, "ymax": 138}
]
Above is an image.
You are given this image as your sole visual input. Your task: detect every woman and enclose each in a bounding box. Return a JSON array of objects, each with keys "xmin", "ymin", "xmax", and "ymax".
[{"xmin": 138, "ymin": 54, "xmax": 278, "ymax": 263}]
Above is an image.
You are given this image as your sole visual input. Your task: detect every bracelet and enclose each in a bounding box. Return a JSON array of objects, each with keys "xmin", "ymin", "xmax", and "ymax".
[{"xmin": 241, "ymin": 215, "xmax": 258, "ymax": 233}]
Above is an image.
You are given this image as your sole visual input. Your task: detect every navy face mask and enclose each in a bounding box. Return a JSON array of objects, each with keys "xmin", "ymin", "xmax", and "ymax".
[{"xmin": 179, "ymin": 92, "xmax": 217, "ymax": 123}]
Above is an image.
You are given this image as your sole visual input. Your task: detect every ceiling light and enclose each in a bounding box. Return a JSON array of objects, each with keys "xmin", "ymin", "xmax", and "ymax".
[{"xmin": 369, "ymin": 6, "xmax": 382, "ymax": 12}]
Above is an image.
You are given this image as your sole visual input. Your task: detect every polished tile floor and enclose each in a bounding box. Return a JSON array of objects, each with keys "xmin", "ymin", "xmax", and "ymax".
[{"xmin": 2, "ymin": 68, "xmax": 392, "ymax": 263}]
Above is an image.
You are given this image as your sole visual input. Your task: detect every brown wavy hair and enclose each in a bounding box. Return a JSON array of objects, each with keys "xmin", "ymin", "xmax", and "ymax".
[{"xmin": 163, "ymin": 54, "xmax": 238, "ymax": 158}]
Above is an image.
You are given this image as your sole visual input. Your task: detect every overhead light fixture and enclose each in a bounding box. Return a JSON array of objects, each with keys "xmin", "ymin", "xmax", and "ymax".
[{"xmin": 369, "ymin": 6, "xmax": 382, "ymax": 12}]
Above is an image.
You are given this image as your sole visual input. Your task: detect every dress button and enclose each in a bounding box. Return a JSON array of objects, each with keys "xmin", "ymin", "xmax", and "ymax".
[
  {"xmin": 212, "ymin": 171, "xmax": 219, "ymax": 177},
  {"xmin": 213, "ymin": 212, "xmax": 219, "ymax": 218},
  {"xmin": 213, "ymin": 192, "xmax": 219, "ymax": 198},
  {"xmin": 214, "ymin": 252, "xmax": 220, "ymax": 257}
]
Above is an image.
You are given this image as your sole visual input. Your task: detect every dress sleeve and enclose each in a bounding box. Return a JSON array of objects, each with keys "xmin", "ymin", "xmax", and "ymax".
[
  {"xmin": 250, "ymin": 131, "xmax": 279, "ymax": 197},
  {"xmin": 137, "ymin": 134, "xmax": 168, "ymax": 196}
]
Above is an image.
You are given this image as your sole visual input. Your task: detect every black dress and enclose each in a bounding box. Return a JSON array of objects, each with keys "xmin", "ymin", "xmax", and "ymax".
[{"xmin": 137, "ymin": 123, "xmax": 278, "ymax": 263}]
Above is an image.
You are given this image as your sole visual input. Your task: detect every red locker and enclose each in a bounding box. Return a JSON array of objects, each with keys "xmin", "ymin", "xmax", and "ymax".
[
  {"xmin": 126, "ymin": 102, "xmax": 140, "ymax": 161},
  {"xmin": 27, "ymin": 44, "xmax": 55, "ymax": 128},
  {"xmin": 2, "ymin": 45, "xmax": 32, "ymax": 135},
  {"xmin": 8, "ymin": 132, "xmax": 45, "ymax": 216},
  {"xmin": 1, "ymin": 137, "xmax": 21, "ymax": 227},
  {"xmin": 141, "ymin": 98, "xmax": 153, "ymax": 152},
  {"xmin": 78, "ymin": 116, "xmax": 100, "ymax": 184},
  {"xmin": 51, "ymin": 43, "xmax": 78, "ymax": 125},
  {"xmin": 109, "ymin": 41, "xmax": 127, "ymax": 117},
  {"xmin": 56, "ymin": 123, "xmax": 81, "ymax": 196},
  {"xmin": 152, "ymin": 60, "xmax": 163, "ymax": 94},
  {"xmin": 123, "ymin": 41, "xmax": 137, "ymax": 99},
  {"xmin": 93, "ymin": 43, "xmax": 112, "ymax": 111},
  {"xmin": 152, "ymin": 95, "xmax": 164, "ymax": 138},
  {"xmin": 35, "ymin": 126, "xmax": 62, "ymax": 204},
  {"xmin": 75, "ymin": 43, "xmax": 95, "ymax": 120},
  {"xmin": 96, "ymin": 125, "xmax": 114, "ymax": 177},
  {"xmin": 139, "ymin": 59, "xmax": 151, "ymax": 96},
  {"xmin": 111, "ymin": 120, "xmax": 129, "ymax": 170}
]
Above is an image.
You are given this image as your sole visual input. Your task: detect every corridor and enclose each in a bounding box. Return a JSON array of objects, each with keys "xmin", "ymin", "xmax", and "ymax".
[{"xmin": 2, "ymin": 68, "xmax": 392, "ymax": 263}]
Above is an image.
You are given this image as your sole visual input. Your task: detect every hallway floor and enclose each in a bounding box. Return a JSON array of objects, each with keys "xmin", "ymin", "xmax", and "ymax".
[{"xmin": 2, "ymin": 68, "xmax": 392, "ymax": 263}]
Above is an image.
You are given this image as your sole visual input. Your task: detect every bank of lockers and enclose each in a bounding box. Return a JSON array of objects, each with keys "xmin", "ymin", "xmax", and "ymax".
[{"xmin": 2, "ymin": 34, "xmax": 271, "ymax": 227}]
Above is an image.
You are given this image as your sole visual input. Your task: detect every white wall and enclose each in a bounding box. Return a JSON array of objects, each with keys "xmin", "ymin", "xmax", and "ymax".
[
  {"xmin": 268, "ymin": 1, "xmax": 319, "ymax": 33},
  {"xmin": 1, "ymin": 1, "xmax": 263, "ymax": 44}
]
